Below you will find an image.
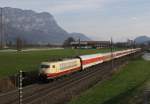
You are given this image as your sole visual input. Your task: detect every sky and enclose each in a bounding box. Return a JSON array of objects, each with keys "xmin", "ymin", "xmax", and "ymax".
[{"xmin": 0, "ymin": 0, "xmax": 150, "ymax": 42}]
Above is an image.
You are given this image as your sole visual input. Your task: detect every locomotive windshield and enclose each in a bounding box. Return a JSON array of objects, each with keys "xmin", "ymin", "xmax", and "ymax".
[{"xmin": 40, "ymin": 65, "xmax": 50, "ymax": 68}]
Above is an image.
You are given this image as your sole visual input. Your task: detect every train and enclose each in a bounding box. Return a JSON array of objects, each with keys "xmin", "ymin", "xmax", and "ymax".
[{"xmin": 39, "ymin": 48, "xmax": 141, "ymax": 79}]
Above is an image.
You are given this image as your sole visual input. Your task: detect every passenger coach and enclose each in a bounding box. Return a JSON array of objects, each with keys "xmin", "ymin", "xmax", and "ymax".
[{"xmin": 39, "ymin": 48, "xmax": 141, "ymax": 80}]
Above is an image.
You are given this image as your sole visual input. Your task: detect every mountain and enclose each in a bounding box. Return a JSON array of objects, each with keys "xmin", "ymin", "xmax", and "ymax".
[
  {"xmin": 134, "ymin": 36, "xmax": 150, "ymax": 44},
  {"xmin": 1, "ymin": 7, "xmax": 90, "ymax": 45},
  {"xmin": 70, "ymin": 33, "xmax": 91, "ymax": 41}
]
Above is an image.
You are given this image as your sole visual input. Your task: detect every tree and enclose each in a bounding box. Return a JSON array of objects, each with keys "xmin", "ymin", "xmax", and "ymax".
[
  {"xmin": 63, "ymin": 37, "xmax": 75, "ymax": 47},
  {"xmin": 8, "ymin": 40, "xmax": 12, "ymax": 47},
  {"xmin": 16, "ymin": 37, "xmax": 22, "ymax": 51}
]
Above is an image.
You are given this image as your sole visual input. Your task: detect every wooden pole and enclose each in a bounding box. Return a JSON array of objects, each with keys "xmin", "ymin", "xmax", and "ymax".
[
  {"xmin": 111, "ymin": 37, "xmax": 114, "ymax": 70},
  {"xmin": 0, "ymin": 8, "xmax": 3, "ymax": 49}
]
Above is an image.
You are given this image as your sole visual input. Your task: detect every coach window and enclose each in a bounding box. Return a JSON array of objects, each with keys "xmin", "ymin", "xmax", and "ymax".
[{"xmin": 52, "ymin": 65, "xmax": 55, "ymax": 68}]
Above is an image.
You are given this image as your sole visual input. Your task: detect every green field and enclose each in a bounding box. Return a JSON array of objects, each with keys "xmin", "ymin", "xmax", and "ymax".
[
  {"xmin": 69, "ymin": 57, "xmax": 150, "ymax": 104},
  {"xmin": 0, "ymin": 48, "xmax": 122, "ymax": 77}
]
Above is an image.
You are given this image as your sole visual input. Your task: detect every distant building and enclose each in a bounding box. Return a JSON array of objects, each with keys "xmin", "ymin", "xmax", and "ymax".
[{"xmin": 71, "ymin": 41, "xmax": 111, "ymax": 49}]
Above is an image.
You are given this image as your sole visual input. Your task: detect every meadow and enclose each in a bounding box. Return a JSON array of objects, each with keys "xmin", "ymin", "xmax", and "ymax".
[
  {"xmin": 0, "ymin": 48, "xmax": 120, "ymax": 77},
  {"xmin": 69, "ymin": 57, "xmax": 150, "ymax": 104}
]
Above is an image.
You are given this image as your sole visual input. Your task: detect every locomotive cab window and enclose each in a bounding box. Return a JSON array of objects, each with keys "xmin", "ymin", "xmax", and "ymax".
[{"xmin": 40, "ymin": 65, "xmax": 50, "ymax": 68}]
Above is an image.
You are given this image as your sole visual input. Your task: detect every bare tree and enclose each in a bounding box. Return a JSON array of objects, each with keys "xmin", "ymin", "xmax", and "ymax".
[
  {"xmin": 63, "ymin": 37, "xmax": 75, "ymax": 47},
  {"xmin": 16, "ymin": 37, "xmax": 22, "ymax": 51}
]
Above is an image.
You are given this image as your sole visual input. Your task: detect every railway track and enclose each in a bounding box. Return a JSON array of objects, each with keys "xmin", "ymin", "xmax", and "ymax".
[
  {"xmin": 0, "ymin": 53, "xmax": 137, "ymax": 104},
  {"xmin": 0, "ymin": 62, "xmax": 111, "ymax": 104}
]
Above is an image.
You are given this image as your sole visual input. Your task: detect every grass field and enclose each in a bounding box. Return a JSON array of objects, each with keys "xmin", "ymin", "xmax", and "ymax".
[
  {"xmin": 0, "ymin": 48, "xmax": 122, "ymax": 77},
  {"xmin": 69, "ymin": 57, "xmax": 150, "ymax": 104}
]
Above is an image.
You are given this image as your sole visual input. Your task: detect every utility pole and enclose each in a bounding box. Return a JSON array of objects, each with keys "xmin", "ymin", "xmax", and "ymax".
[
  {"xmin": 77, "ymin": 37, "xmax": 80, "ymax": 56},
  {"xmin": 110, "ymin": 37, "xmax": 114, "ymax": 70},
  {"xmin": 79, "ymin": 37, "xmax": 80, "ymax": 49},
  {"xmin": 19, "ymin": 70, "xmax": 23, "ymax": 104},
  {"xmin": 0, "ymin": 7, "xmax": 3, "ymax": 49},
  {"xmin": 3, "ymin": 8, "xmax": 5, "ymax": 48}
]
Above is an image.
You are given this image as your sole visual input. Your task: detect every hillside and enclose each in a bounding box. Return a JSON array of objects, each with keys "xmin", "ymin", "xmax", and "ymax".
[
  {"xmin": 134, "ymin": 36, "xmax": 150, "ymax": 44},
  {"xmin": 1, "ymin": 7, "xmax": 90, "ymax": 45},
  {"xmin": 70, "ymin": 32, "xmax": 91, "ymax": 41}
]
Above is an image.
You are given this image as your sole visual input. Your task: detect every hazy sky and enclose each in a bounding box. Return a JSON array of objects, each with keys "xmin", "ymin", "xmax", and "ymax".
[{"xmin": 1, "ymin": 0, "xmax": 150, "ymax": 42}]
